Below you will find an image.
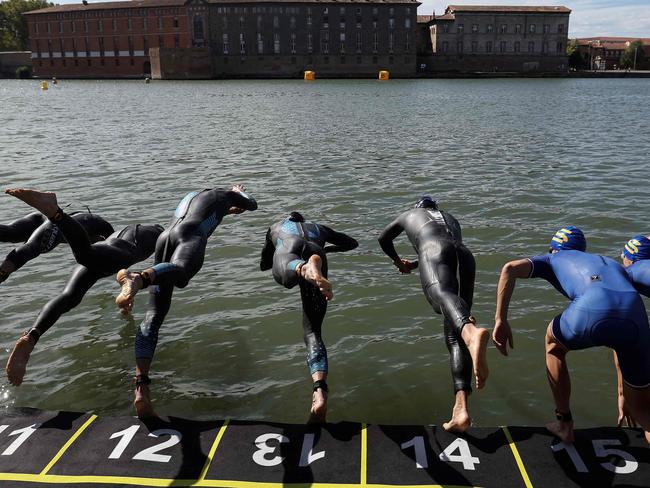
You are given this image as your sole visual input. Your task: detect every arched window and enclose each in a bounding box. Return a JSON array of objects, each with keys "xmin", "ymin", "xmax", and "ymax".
[{"xmin": 193, "ymin": 15, "xmax": 204, "ymax": 41}]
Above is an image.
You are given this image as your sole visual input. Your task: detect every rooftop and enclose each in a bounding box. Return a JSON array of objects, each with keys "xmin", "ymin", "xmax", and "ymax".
[{"xmin": 446, "ymin": 5, "xmax": 570, "ymax": 14}]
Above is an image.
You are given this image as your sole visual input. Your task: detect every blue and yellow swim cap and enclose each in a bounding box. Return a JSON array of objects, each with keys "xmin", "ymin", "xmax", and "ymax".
[
  {"xmin": 549, "ymin": 226, "xmax": 586, "ymax": 252},
  {"xmin": 415, "ymin": 196, "xmax": 437, "ymax": 209},
  {"xmin": 622, "ymin": 235, "xmax": 650, "ymax": 262}
]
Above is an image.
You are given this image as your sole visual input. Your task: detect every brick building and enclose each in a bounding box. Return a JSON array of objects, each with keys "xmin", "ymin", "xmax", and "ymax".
[
  {"xmin": 575, "ymin": 37, "xmax": 650, "ymax": 70},
  {"xmin": 418, "ymin": 5, "xmax": 570, "ymax": 74},
  {"xmin": 24, "ymin": 0, "xmax": 421, "ymax": 79}
]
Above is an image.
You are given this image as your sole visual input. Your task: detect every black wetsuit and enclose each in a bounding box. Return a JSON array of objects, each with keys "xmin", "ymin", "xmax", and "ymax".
[
  {"xmin": 0, "ymin": 211, "xmax": 114, "ymax": 280},
  {"xmin": 260, "ymin": 215, "xmax": 358, "ymax": 374},
  {"xmin": 378, "ymin": 207, "xmax": 475, "ymax": 393},
  {"xmin": 135, "ymin": 189, "xmax": 258, "ymax": 360},
  {"xmin": 26, "ymin": 210, "xmax": 162, "ymax": 343}
]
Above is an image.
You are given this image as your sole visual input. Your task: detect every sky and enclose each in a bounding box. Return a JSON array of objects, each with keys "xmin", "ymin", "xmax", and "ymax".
[{"xmin": 55, "ymin": 0, "xmax": 650, "ymax": 38}]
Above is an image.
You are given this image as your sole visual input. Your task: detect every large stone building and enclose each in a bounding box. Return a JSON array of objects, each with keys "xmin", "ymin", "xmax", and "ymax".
[
  {"xmin": 418, "ymin": 5, "xmax": 570, "ymax": 73},
  {"xmin": 24, "ymin": 0, "xmax": 421, "ymax": 79},
  {"xmin": 574, "ymin": 37, "xmax": 650, "ymax": 70}
]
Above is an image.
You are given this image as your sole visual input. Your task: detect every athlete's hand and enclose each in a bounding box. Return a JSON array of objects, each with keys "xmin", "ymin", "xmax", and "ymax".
[
  {"xmin": 228, "ymin": 206, "xmax": 245, "ymax": 214},
  {"xmin": 394, "ymin": 259, "xmax": 412, "ymax": 274},
  {"xmin": 492, "ymin": 318, "xmax": 514, "ymax": 356},
  {"xmin": 231, "ymin": 184, "xmax": 246, "ymax": 193},
  {"xmin": 617, "ymin": 394, "xmax": 637, "ymax": 428}
]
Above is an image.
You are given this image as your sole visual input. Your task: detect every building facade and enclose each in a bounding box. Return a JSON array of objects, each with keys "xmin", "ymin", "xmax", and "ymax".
[
  {"xmin": 419, "ymin": 5, "xmax": 570, "ymax": 73},
  {"xmin": 575, "ymin": 37, "xmax": 650, "ymax": 70},
  {"xmin": 24, "ymin": 0, "xmax": 421, "ymax": 79}
]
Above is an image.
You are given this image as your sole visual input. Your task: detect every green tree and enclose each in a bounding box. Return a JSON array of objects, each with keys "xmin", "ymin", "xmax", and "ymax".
[
  {"xmin": 0, "ymin": 0, "xmax": 50, "ymax": 51},
  {"xmin": 567, "ymin": 39, "xmax": 588, "ymax": 70},
  {"xmin": 620, "ymin": 40, "xmax": 647, "ymax": 70}
]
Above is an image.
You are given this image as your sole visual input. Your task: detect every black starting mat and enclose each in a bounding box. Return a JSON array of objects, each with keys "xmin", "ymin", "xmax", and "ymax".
[{"xmin": 0, "ymin": 407, "xmax": 648, "ymax": 487}]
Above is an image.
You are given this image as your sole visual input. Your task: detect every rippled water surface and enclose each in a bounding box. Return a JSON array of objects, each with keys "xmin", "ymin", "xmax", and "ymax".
[{"xmin": 1, "ymin": 78, "xmax": 649, "ymax": 427}]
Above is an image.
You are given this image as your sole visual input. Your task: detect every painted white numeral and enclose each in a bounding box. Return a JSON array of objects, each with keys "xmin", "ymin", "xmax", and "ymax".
[
  {"xmin": 592, "ymin": 439, "xmax": 638, "ymax": 474},
  {"xmin": 551, "ymin": 442, "xmax": 589, "ymax": 473},
  {"xmin": 400, "ymin": 436, "xmax": 428, "ymax": 469},
  {"xmin": 132, "ymin": 429, "xmax": 182, "ymax": 463},
  {"xmin": 299, "ymin": 433, "xmax": 325, "ymax": 467},
  {"xmin": 109, "ymin": 425, "xmax": 140, "ymax": 459},
  {"xmin": 1, "ymin": 424, "xmax": 40, "ymax": 456},
  {"xmin": 253, "ymin": 433, "xmax": 289, "ymax": 467},
  {"xmin": 439, "ymin": 438, "xmax": 480, "ymax": 471}
]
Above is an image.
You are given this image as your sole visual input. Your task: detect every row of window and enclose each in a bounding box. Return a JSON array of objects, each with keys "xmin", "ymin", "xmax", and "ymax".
[
  {"xmin": 440, "ymin": 40, "xmax": 564, "ymax": 54},
  {"xmin": 221, "ymin": 55, "xmax": 411, "ymax": 65},
  {"xmin": 221, "ymin": 31, "xmax": 410, "ymax": 55},
  {"xmin": 37, "ymin": 58, "xmax": 140, "ymax": 68},
  {"xmin": 34, "ymin": 35, "xmax": 181, "ymax": 57},
  {"xmin": 221, "ymin": 15, "xmax": 411, "ymax": 30},
  {"xmin": 33, "ymin": 17, "xmax": 181, "ymax": 34},
  {"xmin": 439, "ymin": 22, "xmax": 565, "ymax": 35},
  {"xmin": 47, "ymin": 7, "xmax": 181, "ymax": 20},
  {"xmin": 217, "ymin": 6, "xmax": 412, "ymax": 16}
]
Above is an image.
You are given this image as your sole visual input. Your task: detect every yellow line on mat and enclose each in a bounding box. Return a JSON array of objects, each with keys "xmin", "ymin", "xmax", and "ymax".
[
  {"xmin": 198, "ymin": 419, "xmax": 230, "ymax": 480},
  {"xmin": 501, "ymin": 426, "xmax": 534, "ymax": 488},
  {"xmin": 40, "ymin": 414, "xmax": 98, "ymax": 475},
  {"xmin": 360, "ymin": 423, "xmax": 368, "ymax": 485}
]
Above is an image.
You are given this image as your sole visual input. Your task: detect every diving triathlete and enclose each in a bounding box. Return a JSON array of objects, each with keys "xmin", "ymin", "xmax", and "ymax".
[
  {"xmin": 0, "ymin": 210, "xmax": 114, "ymax": 283},
  {"xmin": 115, "ymin": 185, "xmax": 257, "ymax": 418},
  {"xmin": 4, "ymin": 188, "xmax": 163, "ymax": 386},
  {"xmin": 378, "ymin": 196, "xmax": 489, "ymax": 433},
  {"xmin": 617, "ymin": 234, "xmax": 650, "ymax": 442},
  {"xmin": 260, "ymin": 211, "xmax": 358, "ymax": 423},
  {"xmin": 494, "ymin": 227, "xmax": 650, "ymax": 444}
]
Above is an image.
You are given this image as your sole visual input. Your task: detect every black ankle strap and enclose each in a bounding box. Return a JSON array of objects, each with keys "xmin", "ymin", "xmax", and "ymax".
[
  {"xmin": 140, "ymin": 271, "xmax": 152, "ymax": 289},
  {"xmin": 134, "ymin": 374, "xmax": 151, "ymax": 386},
  {"xmin": 313, "ymin": 380, "xmax": 328, "ymax": 393},
  {"xmin": 555, "ymin": 409, "xmax": 572, "ymax": 422},
  {"xmin": 23, "ymin": 328, "xmax": 41, "ymax": 345},
  {"xmin": 51, "ymin": 207, "xmax": 64, "ymax": 223}
]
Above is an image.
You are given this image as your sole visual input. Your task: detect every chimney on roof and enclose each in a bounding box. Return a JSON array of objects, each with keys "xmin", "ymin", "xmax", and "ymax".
[{"xmin": 82, "ymin": 0, "xmax": 88, "ymax": 4}]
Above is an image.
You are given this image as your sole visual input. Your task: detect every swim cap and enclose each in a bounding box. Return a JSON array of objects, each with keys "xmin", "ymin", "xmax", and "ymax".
[
  {"xmin": 549, "ymin": 226, "xmax": 586, "ymax": 252},
  {"xmin": 289, "ymin": 211, "xmax": 305, "ymax": 222},
  {"xmin": 415, "ymin": 196, "xmax": 437, "ymax": 209},
  {"xmin": 622, "ymin": 235, "xmax": 650, "ymax": 262}
]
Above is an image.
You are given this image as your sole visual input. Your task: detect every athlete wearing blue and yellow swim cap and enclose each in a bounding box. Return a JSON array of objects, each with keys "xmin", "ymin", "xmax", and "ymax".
[
  {"xmin": 622, "ymin": 234, "xmax": 650, "ymax": 298},
  {"xmin": 494, "ymin": 226, "xmax": 650, "ymax": 445}
]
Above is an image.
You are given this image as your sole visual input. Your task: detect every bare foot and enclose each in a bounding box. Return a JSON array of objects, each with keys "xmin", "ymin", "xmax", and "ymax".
[
  {"xmin": 546, "ymin": 420, "xmax": 575, "ymax": 444},
  {"xmin": 301, "ymin": 255, "xmax": 333, "ymax": 301},
  {"xmin": 134, "ymin": 385, "xmax": 157, "ymax": 419},
  {"xmin": 6, "ymin": 334, "xmax": 36, "ymax": 386},
  {"xmin": 443, "ymin": 408, "xmax": 472, "ymax": 433},
  {"xmin": 5, "ymin": 188, "xmax": 59, "ymax": 219},
  {"xmin": 116, "ymin": 269, "xmax": 142, "ymax": 314},
  {"xmin": 467, "ymin": 327, "xmax": 490, "ymax": 389},
  {"xmin": 308, "ymin": 388, "xmax": 327, "ymax": 424}
]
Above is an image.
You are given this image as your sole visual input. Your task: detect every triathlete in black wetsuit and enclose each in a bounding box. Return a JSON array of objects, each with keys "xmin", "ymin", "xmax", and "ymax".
[
  {"xmin": 378, "ymin": 196, "xmax": 489, "ymax": 433},
  {"xmin": 0, "ymin": 210, "xmax": 114, "ymax": 283},
  {"xmin": 260, "ymin": 212, "xmax": 358, "ymax": 423},
  {"xmin": 115, "ymin": 185, "xmax": 258, "ymax": 417},
  {"xmin": 3, "ymin": 188, "xmax": 163, "ymax": 387}
]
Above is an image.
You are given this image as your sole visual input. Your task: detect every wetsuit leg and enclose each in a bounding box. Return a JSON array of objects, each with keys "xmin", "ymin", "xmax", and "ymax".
[
  {"xmin": 135, "ymin": 284, "xmax": 174, "ymax": 360},
  {"xmin": 0, "ymin": 212, "xmax": 45, "ymax": 243},
  {"xmin": 30, "ymin": 265, "xmax": 103, "ymax": 342},
  {"xmin": 272, "ymin": 251, "xmax": 304, "ymax": 288},
  {"xmin": 300, "ymin": 279, "xmax": 329, "ymax": 374},
  {"xmin": 5, "ymin": 221, "xmax": 63, "ymax": 272},
  {"xmin": 420, "ymin": 243, "xmax": 473, "ymax": 393},
  {"xmin": 148, "ymin": 235, "xmax": 206, "ymax": 288},
  {"xmin": 456, "ymin": 244, "xmax": 476, "ymax": 310}
]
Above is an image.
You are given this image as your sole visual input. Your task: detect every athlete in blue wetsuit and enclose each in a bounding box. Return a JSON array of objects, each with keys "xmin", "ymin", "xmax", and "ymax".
[
  {"xmin": 115, "ymin": 185, "xmax": 257, "ymax": 418},
  {"xmin": 0, "ymin": 210, "xmax": 114, "ymax": 283},
  {"xmin": 494, "ymin": 227, "xmax": 650, "ymax": 444},
  {"xmin": 4, "ymin": 188, "xmax": 163, "ymax": 387},
  {"xmin": 260, "ymin": 211, "xmax": 358, "ymax": 423}
]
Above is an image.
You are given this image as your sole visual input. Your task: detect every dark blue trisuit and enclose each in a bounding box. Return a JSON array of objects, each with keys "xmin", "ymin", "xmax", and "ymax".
[
  {"xmin": 25, "ymin": 210, "xmax": 162, "ymax": 343},
  {"xmin": 0, "ymin": 211, "xmax": 114, "ymax": 278},
  {"xmin": 134, "ymin": 189, "xmax": 258, "ymax": 360},
  {"xmin": 260, "ymin": 215, "xmax": 358, "ymax": 375},
  {"xmin": 529, "ymin": 250, "xmax": 650, "ymax": 388},
  {"xmin": 378, "ymin": 208, "xmax": 476, "ymax": 393}
]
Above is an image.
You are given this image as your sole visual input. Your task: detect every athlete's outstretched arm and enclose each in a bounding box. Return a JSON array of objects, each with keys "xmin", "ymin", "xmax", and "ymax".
[
  {"xmin": 493, "ymin": 259, "xmax": 531, "ymax": 356},
  {"xmin": 260, "ymin": 228, "xmax": 275, "ymax": 271},
  {"xmin": 378, "ymin": 215, "xmax": 413, "ymax": 273},
  {"xmin": 320, "ymin": 225, "xmax": 358, "ymax": 254}
]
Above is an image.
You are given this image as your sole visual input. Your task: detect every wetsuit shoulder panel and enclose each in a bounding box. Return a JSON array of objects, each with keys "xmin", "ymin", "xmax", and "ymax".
[
  {"xmin": 174, "ymin": 191, "xmax": 202, "ymax": 219},
  {"xmin": 628, "ymin": 261, "xmax": 650, "ymax": 297}
]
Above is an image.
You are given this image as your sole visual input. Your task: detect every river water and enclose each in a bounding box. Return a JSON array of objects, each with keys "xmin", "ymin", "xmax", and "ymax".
[{"xmin": 0, "ymin": 78, "xmax": 648, "ymax": 428}]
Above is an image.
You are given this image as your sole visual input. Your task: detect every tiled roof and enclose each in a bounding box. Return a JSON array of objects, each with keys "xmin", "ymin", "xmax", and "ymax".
[
  {"xmin": 575, "ymin": 37, "xmax": 650, "ymax": 45},
  {"xmin": 434, "ymin": 13, "xmax": 454, "ymax": 20},
  {"xmin": 446, "ymin": 5, "xmax": 570, "ymax": 14},
  {"xmin": 417, "ymin": 15, "xmax": 433, "ymax": 23},
  {"xmin": 27, "ymin": 0, "xmax": 420, "ymax": 14}
]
